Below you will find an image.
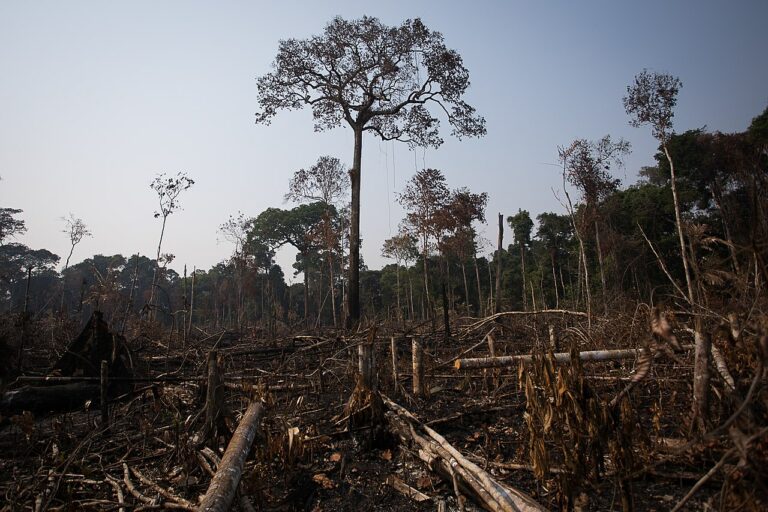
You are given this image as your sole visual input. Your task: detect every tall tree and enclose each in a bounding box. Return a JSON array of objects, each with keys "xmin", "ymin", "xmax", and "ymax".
[
  {"xmin": 563, "ymin": 136, "xmax": 629, "ymax": 313},
  {"xmin": 219, "ymin": 212, "xmax": 252, "ymax": 329},
  {"xmin": 382, "ymin": 231, "xmax": 419, "ymax": 323},
  {"xmin": 507, "ymin": 209, "xmax": 533, "ymax": 310},
  {"xmin": 148, "ymin": 172, "xmax": 194, "ymax": 314},
  {"xmin": 448, "ymin": 188, "xmax": 488, "ymax": 315},
  {"xmin": 286, "ymin": 156, "xmax": 349, "ymax": 327},
  {"xmin": 61, "ymin": 214, "xmax": 91, "ymax": 272},
  {"xmin": 623, "ymin": 70, "xmax": 692, "ymax": 303},
  {"xmin": 536, "ymin": 212, "xmax": 573, "ymax": 308},
  {"xmin": 398, "ymin": 168, "xmax": 451, "ymax": 320},
  {"xmin": 0, "ymin": 208, "xmax": 26, "ymax": 245},
  {"xmin": 247, "ymin": 203, "xmax": 325, "ymax": 324},
  {"xmin": 255, "ymin": 16, "xmax": 486, "ymax": 327},
  {"xmin": 60, "ymin": 213, "xmax": 91, "ymax": 313}
]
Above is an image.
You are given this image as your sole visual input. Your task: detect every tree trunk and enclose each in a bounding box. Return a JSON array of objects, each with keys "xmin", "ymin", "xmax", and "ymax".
[
  {"xmin": 461, "ymin": 261, "xmax": 470, "ymax": 316},
  {"xmin": 595, "ymin": 220, "xmax": 608, "ymax": 316},
  {"xmin": 474, "ymin": 253, "xmax": 483, "ymax": 316},
  {"xmin": 395, "ymin": 261, "xmax": 402, "ymax": 324},
  {"xmin": 551, "ymin": 251, "xmax": 560, "ymax": 309},
  {"xmin": 422, "ymin": 239, "xmax": 431, "ymax": 321},
  {"xmin": 488, "ymin": 260, "xmax": 494, "ymax": 314},
  {"xmin": 455, "ymin": 346, "xmax": 663, "ymax": 369},
  {"xmin": 148, "ymin": 215, "xmax": 168, "ymax": 316},
  {"xmin": 198, "ymin": 401, "xmax": 264, "ymax": 512},
  {"xmin": 302, "ymin": 251, "xmax": 309, "ymax": 326},
  {"xmin": 663, "ymin": 142, "xmax": 695, "ymax": 303},
  {"xmin": 520, "ymin": 243, "xmax": 527, "ymax": 311},
  {"xmin": 692, "ymin": 324, "xmax": 711, "ymax": 432},
  {"xmin": 441, "ymin": 257, "xmax": 450, "ymax": 343},
  {"xmin": 412, "ymin": 338, "xmax": 424, "ymax": 397},
  {"xmin": 346, "ymin": 127, "xmax": 363, "ymax": 328},
  {"xmin": 494, "ymin": 213, "xmax": 503, "ymax": 313},
  {"xmin": 328, "ymin": 249, "xmax": 337, "ymax": 328},
  {"xmin": 577, "ymin": 235, "xmax": 591, "ymax": 325},
  {"xmin": 408, "ymin": 268, "xmax": 415, "ymax": 321},
  {"xmin": 187, "ymin": 267, "xmax": 195, "ymax": 338}
]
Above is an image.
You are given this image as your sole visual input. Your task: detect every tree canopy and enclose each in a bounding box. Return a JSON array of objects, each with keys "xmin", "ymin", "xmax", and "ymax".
[{"xmin": 255, "ymin": 15, "xmax": 485, "ymax": 326}]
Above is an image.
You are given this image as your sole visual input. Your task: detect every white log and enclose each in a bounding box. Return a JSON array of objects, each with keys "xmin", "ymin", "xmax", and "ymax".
[{"xmin": 198, "ymin": 401, "xmax": 264, "ymax": 512}]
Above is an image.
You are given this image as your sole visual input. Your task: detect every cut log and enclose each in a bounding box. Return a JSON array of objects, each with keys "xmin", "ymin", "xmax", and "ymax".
[
  {"xmin": 412, "ymin": 338, "xmax": 424, "ymax": 397},
  {"xmin": 198, "ymin": 400, "xmax": 264, "ymax": 512},
  {"xmin": 455, "ymin": 345, "xmax": 693, "ymax": 370},
  {"xmin": 383, "ymin": 395, "xmax": 545, "ymax": 512}
]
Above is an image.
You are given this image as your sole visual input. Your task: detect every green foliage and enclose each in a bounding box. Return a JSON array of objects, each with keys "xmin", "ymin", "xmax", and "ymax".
[{"xmin": 508, "ymin": 209, "xmax": 533, "ymax": 248}]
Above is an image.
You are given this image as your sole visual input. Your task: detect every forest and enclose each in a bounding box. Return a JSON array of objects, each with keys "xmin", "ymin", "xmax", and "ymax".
[{"xmin": 1, "ymin": 13, "xmax": 767, "ymax": 512}]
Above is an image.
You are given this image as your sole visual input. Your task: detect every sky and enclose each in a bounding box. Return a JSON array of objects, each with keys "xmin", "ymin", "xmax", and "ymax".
[{"xmin": 1, "ymin": 1, "xmax": 767, "ymax": 283}]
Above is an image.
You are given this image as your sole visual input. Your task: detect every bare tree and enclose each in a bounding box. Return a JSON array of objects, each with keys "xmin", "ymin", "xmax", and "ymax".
[
  {"xmin": 623, "ymin": 70, "xmax": 692, "ymax": 303},
  {"xmin": 398, "ymin": 168, "xmax": 450, "ymax": 320},
  {"xmin": 285, "ymin": 156, "xmax": 349, "ymax": 327},
  {"xmin": 60, "ymin": 214, "xmax": 91, "ymax": 314},
  {"xmin": 563, "ymin": 136, "xmax": 629, "ymax": 314},
  {"xmin": 61, "ymin": 213, "xmax": 91, "ymax": 272},
  {"xmin": 256, "ymin": 16, "xmax": 485, "ymax": 327},
  {"xmin": 382, "ymin": 231, "xmax": 419, "ymax": 323},
  {"xmin": 148, "ymin": 172, "xmax": 194, "ymax": 314},
  {"xmin": 507, "ymin": 209, "xmax": 533, "ymax": 311},
  {"xmin": 219, "ymin": 212, "xmax": 250, "ymax": 328}
]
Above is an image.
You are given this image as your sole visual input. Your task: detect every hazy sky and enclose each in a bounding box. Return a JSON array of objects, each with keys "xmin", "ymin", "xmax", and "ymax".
[{"xmin": 2, "ymin": 1, "xmax": 767, "ymax": 282}]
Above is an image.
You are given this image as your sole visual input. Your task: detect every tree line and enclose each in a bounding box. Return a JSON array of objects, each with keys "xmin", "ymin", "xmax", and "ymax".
[{"xmin": 1, "ymin": 98, "xmax": 765, "ymax": 333}]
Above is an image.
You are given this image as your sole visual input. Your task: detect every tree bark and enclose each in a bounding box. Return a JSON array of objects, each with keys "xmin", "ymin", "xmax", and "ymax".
[
  {"xmin": 148, "ymin": 215, "xmax": 168, "ymax": 316},
  {"xmin": 474, "ymin": 253, "xmax": 483, "ymax": 316},
  {"xmin": 302, "ymin": 251, "xmax": 309, "ymax": 326},
  {"xmin": 461, "ymin": 261, "xmax": 470, "ymax": 316},
  {"xmin": 441, "ymin": 257, "xmax": 450, "ymax": 343},
  {"xmin": 494, "ymin": 213, "xmax": 503, "ymax": 313},
  {"xmin": 198, "ymin": 401, "xmax": 264, "ymax": 512},
  {"xmin": 395, "ymin": 261, "xmax": 402, "ymax": 324},
  {"xmin": 551, "ymin": 251, "xmax": 560, "ymax": 309},
  {"xmin": 422, "ymin": 238, "xmax": 431, "ymax": 321},
  {"xmin": 692, "ymin": 326, "xmax": 711, "ymax": 432},
  {"xmin": 346, "ymin": 127, "xmax": 363, "ymax": 328},
  {"xmin": 412, "ymin": 338, "xmax": 424, "ymax": 397},
  {"xmin": 455, "ymin": 347, "xmax": 660, "ymax": 369},
  {"xmin": 595, "ymin": 220, "xmax": 608, "ymax": 316},
  {"xmin": 520, "ymin": 243, "xmax": 527, "ymax": 311},
  {"xmin": 663, "ymin": 142, "xmax": 695, "ymax": 303}
]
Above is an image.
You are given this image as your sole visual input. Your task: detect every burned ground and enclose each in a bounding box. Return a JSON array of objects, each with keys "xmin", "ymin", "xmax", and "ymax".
[{"xmin": 1, "ymin": 310, "xmax": 766, "ymax": 511}]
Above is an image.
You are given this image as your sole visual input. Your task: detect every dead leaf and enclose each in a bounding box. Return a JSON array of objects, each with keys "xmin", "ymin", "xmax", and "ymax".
[
  {"xmin": 312, "ymin": 473, "xmax": 335, "ymax": 489},
  {"xmin": 416, "ymin": 474, "xmax": 432, "ymax": 489}
]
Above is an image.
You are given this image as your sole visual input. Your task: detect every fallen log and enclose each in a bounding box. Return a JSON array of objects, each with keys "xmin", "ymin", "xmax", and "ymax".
[
  {"xmin": 1, "ymin": 383, "xmax": 100, "ymax": 415},
  {"xmin": 198, "ymin": 400, "xmax": 264, "ymax": 512},
  {"xmin": 383, "ymin": 395, "xmax": 544, "ymax": 512},
  {"xmin": 455, "ymin": 345, "xmax": 693, "ymax": 370}
]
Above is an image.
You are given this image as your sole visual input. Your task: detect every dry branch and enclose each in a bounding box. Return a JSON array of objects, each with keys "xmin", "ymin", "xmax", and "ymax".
[
  {"xmin": 383, "ymin": 395, "xmax": 545, "ymax": 512},
  {"xmin": 198, "ymin": 400, "xmax": 264, "ymax": 512},
  {"xmin": 386, "ymin": 475, "xmax": 431, "ymax": 502}
]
